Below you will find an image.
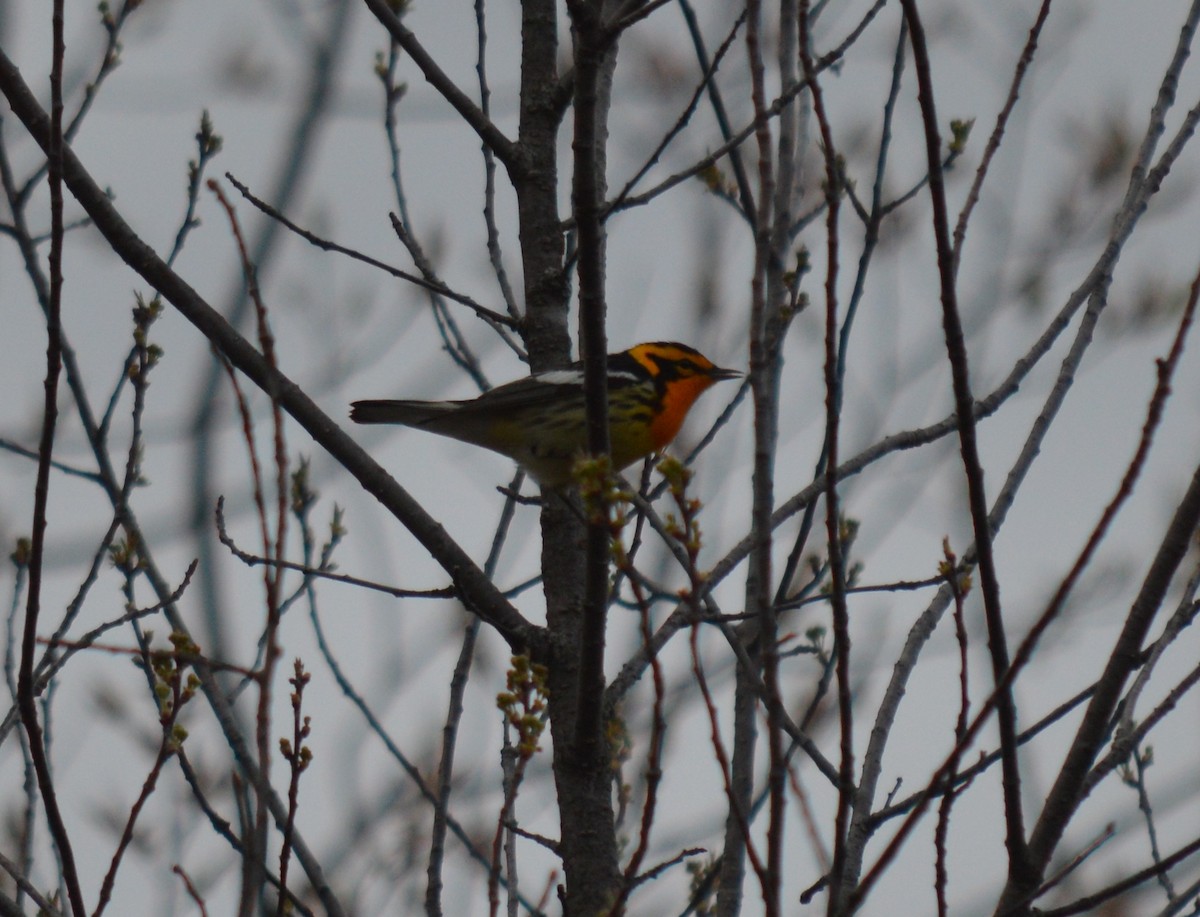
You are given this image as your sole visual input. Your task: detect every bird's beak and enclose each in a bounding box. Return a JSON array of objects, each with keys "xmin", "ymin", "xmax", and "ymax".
[{"xmin": 710, "ymin": 365, "xmax": 743, "ymax": 380}]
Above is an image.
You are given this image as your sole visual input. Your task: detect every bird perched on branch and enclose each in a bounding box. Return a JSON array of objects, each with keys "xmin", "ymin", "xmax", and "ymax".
[{"xmin": 351, "ymin": 341, "xmax": 739, "ymax": 488}]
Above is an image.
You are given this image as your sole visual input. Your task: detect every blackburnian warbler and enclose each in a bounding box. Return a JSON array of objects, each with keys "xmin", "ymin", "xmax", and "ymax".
[{"xmin": 350, "ymin": 342, "xmax": 739, "ymax": 488}]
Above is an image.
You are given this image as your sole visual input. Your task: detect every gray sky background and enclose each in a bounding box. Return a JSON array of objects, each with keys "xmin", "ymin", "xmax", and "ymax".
[{"xmin": 3, "ymin": 0, "xmax": 1200, "ymax": 913}]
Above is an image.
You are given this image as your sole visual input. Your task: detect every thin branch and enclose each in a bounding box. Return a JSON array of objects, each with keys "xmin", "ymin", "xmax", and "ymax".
[
  {"xmin": 604, "ymin": 8, "xmax": 748, "ymax": 223},
  {"xmin": 900, "ymin": 1, "xmax": 1031, "ymax": 890},
  {"xmin": 952, "ymin": 0, "xmax": 1053, "ymax": 263},
  {"xmin": 1011, "ymin": 250, "xmax": 1200, "ymax": 884},
  {"xmin": 0, "ymin": 51, "xmax": 543, "ymax": 656},
  {"xmin": 216, "ymin": 498, "xmax": 453, "ymax": 599},
  {"xmin": 1, "ymin": 56, "xmax": 349, "ymax": 917},
  {"xmin": 360, "ymin": 0, "xmax": 519, "ymax": 173},
  {"xmin": 15, "ymin": 3, "xmax": 88, "ymax": 912},
  {"xmin": 691, "ymin": 621, "xmax": 767, "ymax": 889},
  {"xmin": 0, "ymin": 849, "xmax": 64, "ymax": 917},
  {"xmin": 427, "ymin": 476, "xmax": 521, "ymax": 916},
  {"xmin": 796, "ymin": 5, "xmax": 853, "ymax": 910},
  {"xmin": 1128, "ymin": 746, "xmax": 1176, "ymax": 900},
  {"xmin": 1000, "ymin": 825, "xmax": 1116, "ymax": 916},
  {"xmin": 1034, "ymin": 833, "xmax": 1200, "ymax": 917},
  {"xmin": 474, "ymin": 0, "xmax": 521, "ymax": 321},
  {"xmin": 869, "ymin": 680, "xmax": 1099, "ymax": 829},
  {"xmin": 172, "ymin": 866, "xmax": 210, "ymax": 917},
  {"xmin": 934, "ymin": 546, "xmax": 971, "ymax": 917},
  {"xmin": 303, "ymin": 555, "xmax": 545, "ymax": 915},
  {"xmin": 93, "ymin": 653, "xmax": 193, "ymax": 917},
  {"xmin": 15, "ymin": 0, "xmax": 135, "ymax": 205},
  {"xmin": 379, "ymin": 43, "xmax": 500, "ymax": 385},
  {"xmin": 226, "ymin": 172, "xmax": 518, "ymax": 331},
  {"xmin": 606, "ymin": 488, "xmax": 675, "ymax": 916},
  {"xmin": 0, "ymin": 437, "xmax": 104, "ymax": 484},
  {"xmin": 775, "ymin": 17, "xmax": 908, "ymax": 609}
]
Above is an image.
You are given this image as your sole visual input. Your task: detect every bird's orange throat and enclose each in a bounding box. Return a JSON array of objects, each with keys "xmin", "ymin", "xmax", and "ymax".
[{"xmin": 650, "ymin": 376, "xmax": 716, "ymax": 449}]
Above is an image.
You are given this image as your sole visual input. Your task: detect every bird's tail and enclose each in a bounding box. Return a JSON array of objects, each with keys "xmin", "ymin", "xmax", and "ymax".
[{"xmin": 349, "ymin": 399, "xmax": 459, "ymax": 427}]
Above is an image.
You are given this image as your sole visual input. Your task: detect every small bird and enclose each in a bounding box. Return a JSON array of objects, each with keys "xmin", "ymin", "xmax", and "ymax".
[{"xmin": 350, "ymin": 341, "xmax": 740, "ymax": 488}]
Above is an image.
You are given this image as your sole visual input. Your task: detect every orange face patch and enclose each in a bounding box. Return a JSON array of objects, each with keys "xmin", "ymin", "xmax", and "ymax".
[{"xmin": 648, "ymin": 375, "xmax": 717, "ymax": 450}]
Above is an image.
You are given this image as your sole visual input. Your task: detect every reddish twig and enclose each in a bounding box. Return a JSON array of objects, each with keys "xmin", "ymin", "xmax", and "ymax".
[
  {"xmin": 207, "ymin": 177, "xmax": 290, "ymax": 915},
  {"xmin": 37, "ymin": 635, "xmax": 255, "ymax": 679},
  {"xmin": 95, "ymin": 637, "xmax": 199, "ymax": 916},
  {"xmin": 15, "ymin": 3, "xmax": 88, "ymax": 913},
  {"xmin": 172, "ymin": 865, "xmax": 210, "ymax": 917},
  {"xmin": 605, "ymin": 474, "xmax": 686, "ymax": 915},
  {"xmin": 276, "ymin": 660, "xmax": 312, "ymax": 916},
  {"xmin": 690, "ymin": 619, "xmax": 767, "ymax": 887},
  {"xmin": 934, "ymin": 542, "xmax": 971, "ymax": 917}
]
